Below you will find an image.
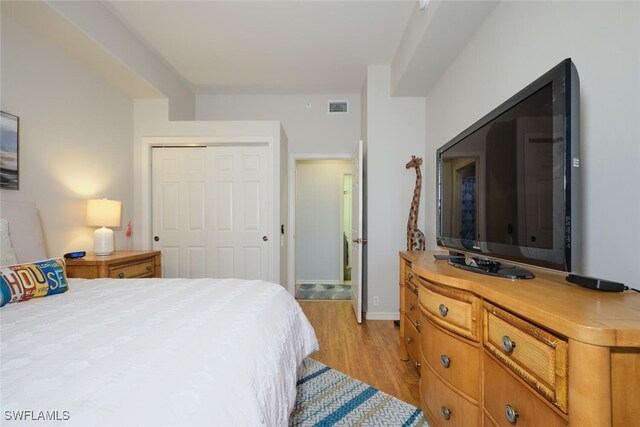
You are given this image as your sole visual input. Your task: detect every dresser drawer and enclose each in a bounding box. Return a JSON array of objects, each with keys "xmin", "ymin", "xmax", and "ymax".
[
  {"xmin": 405, "ymin": 285, "xmax": 420, "ymax": 326},
  {"xmin": 419, "ymin": 278, "xmax": 481, "ymax": 341},
  {"xmin": 405, "ymin": 315, "xmax": 421, "ymax": 371},
  {"xmin": 483, "ymin": 303, "xmax": 568, "ymax": 413},
  {"xmin": 421, "ymin": 364, "xmax": 480, "ymax": 427},
  {"xmin": 109, "ymin": 258, "xmax": 155, "ymax": 279},
  {"xmin": 406, "ymin": 270, "xmax": 419, "ymax": 293},
  {"xmin": 483, "ymin": 353, "xmax": 567, "ymax": 427},
  {"xmin": 421, "ymin": 318, "xmax": 480, "ymax": 401}
]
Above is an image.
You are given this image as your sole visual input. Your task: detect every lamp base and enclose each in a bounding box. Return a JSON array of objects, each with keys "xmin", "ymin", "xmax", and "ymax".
[{"xmin": 94, "ymin": 227, "xmax": 114, "ymax": 255}]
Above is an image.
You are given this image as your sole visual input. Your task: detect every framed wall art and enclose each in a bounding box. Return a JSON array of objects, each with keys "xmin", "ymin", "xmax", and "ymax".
[{"xmin": 0, "ymin": 111, "xmax": 19, "ymax": 190}]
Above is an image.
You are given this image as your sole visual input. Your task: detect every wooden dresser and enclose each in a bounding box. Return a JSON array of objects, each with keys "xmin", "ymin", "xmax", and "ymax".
[
  {"xmin": 399, "ymin": 260, "xmax": 423, "ymax": 372},
  {"xmin": 66, "ymin": 251, "xmax": 161, "ymax": 279},
  {"xmin": 399, "ymin": 251, "xmax": 640, "ymax": 427}
]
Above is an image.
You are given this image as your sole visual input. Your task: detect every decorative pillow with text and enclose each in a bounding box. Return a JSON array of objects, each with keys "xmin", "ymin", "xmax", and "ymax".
[{"xmin": 0, "ymin": 258, "xmax": 69, "ymax": 307}]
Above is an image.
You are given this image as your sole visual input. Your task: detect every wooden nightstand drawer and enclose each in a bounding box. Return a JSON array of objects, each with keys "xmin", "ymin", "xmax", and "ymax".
[
  {"xmin": 483, "ymin": 353, "xmax": 567, "ymax": 427},
  {"xmin": 421, "ymin": 364, "xmax": 480, "ymax": 427},
  {"xmin": 422, "ymin": 318, "xmax": 480, "ymax": 402},
  {"xmin": 419, "ymin": 278, "xmax": 481, "ymax": 341},
  {"xmin": 109, "ymin": 258, "xmax": 155, "ymax": 278},
  {"xmin": 65, "ymin": 251, "xmax": 161, "ymax": 279},
  {"xmin": 483, "ymin": 303, "xmax": 568, "ymax": 413}
]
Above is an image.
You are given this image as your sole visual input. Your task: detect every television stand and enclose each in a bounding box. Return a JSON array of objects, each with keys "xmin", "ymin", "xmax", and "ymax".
[{"xmin": 448, "ymin": 256, "xmax": 534, "ymax": 279}]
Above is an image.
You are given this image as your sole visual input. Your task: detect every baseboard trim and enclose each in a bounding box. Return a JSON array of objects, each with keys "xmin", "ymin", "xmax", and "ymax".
[{"xmin": 365, "ymin": 312, "xmax": 400, "ymax": 321}]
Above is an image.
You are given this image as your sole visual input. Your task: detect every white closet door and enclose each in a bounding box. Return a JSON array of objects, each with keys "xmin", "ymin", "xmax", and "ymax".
[
  {"xmin": 152, "ymin": 147, "xmax": 208, "ymax": 278},
  {"xmin": 207, "ymin": 145, "xmax": 271, "ymax": 281}
]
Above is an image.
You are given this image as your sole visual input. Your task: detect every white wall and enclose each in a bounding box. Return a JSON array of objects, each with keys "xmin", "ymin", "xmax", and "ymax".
[
  {"xmin": 424, "ymin": 1, "xmax": 640, "ymax": 288},
  {"xmin": 295, "ymin": 160, "xmax": 352, "ymax": 283},
  {"xmin": 0, "ymin": 16, "xmax": 134, "ymax": 257},
  {"xmin": 48, "ymin": 1, "xmax": 195, "ymax": 120},
  {"xmin": 365, "ymin": 66, "xmax": 426, "ymax": 319},
  {"xmin": 196, "ymin": 94, "xmax": 361, "ymax": 154}
]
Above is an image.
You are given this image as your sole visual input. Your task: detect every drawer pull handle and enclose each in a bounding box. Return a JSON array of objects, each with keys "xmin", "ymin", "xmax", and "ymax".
[
  {"xmin": 407, "ymin": 272, "xmax": 413, "ymax": 281},
  {"xmin": 502, "ymin": 335, "xmax": 516, "ymax": 354},
  {"xmin": 118, "ymin": 272, "xmax": 125, "ymax": 279},
  {"xmin": 415, "ymin": 321, "xmax": 421, "ymax": 332},
  {"xmin": 438, "ymin": 304, "xmax": 449, "ymax": 317},
  {"xmin": 406, "ymin": 336, "xmax": 413, "ymax": 344},
  {"xmin": 505, "ymin": 404, "xmax": 519, "ymax": 424},
  {"xmin": 440, "ymin": 354, "xmax": 451, "ymax": 368},
  {"xmin": 408, "ymin": 303, "xmax": 415, "ymax": 311},
  {"xmin": 147, "ymin": 265, "xmax": 152, "ymax": 272},
  {"xmin": 412, "ymin": 284, "xmax": 418, "ymax": 293},
  {"xmin": 440, "ymin": 406, "xmax": 451, "ymax": 421},
  {"xmin": 414, "ymin": 360, "xmax": 421, "ymax": 370}
]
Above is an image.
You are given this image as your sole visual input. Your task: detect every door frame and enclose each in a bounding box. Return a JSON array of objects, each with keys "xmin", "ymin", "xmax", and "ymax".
[
  {"xmin": 287, "ymin": 153, "xmax": 352, "ymax": 296},
  {"xmin": 141, "ymin": 136, "xmax": 276, "ymax": 278}
]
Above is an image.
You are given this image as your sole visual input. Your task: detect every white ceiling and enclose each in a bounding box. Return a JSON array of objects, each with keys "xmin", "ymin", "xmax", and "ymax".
[{"xmin": 105, "ymin": 0, "xmax": 417, "ymax": 94}]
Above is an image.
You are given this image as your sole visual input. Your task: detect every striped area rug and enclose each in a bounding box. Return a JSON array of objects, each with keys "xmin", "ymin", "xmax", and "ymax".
[{"xmin": 290, "ymin": 358, "xmax": 427, "ymax": 426}]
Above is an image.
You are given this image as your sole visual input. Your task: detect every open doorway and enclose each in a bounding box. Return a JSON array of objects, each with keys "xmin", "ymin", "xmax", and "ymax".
[{"xmin": 293, "ymin": 159, "xmax": 353, "ymax": 300}]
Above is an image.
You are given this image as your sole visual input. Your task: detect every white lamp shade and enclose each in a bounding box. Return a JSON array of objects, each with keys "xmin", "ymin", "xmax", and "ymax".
[
  {"xmin": 87, "ymin": 199, "xmax": 121, "ymax": 255},
  {"xmin": 87, "ymin": 199, "xmax": 121, "ymax": 227}
]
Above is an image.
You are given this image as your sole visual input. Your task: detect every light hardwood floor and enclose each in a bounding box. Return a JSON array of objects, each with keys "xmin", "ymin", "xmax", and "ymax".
[{"xmin": 298, "ymin": 300, "xmax": 421, "ymax": 407}]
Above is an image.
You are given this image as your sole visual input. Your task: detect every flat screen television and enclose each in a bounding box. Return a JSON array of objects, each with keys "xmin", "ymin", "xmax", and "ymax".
[{"xmin": 436, "ymin": 58, "xmax": 580, "ymax": 279}]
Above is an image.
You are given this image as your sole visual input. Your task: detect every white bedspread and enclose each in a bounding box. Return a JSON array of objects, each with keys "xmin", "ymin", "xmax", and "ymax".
[{"xmin": 0, "ymin": 278, "xmax": 318, "ymax": 426}]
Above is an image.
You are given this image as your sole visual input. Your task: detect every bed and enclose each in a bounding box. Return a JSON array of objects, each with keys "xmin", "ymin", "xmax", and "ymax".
[{"xmin": 0, "ymin": 201, "xmax": 319, "ymax": 426}]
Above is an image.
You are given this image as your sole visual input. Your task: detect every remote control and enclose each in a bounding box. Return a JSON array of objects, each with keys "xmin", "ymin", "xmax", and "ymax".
[{"xmin": 566, "ymin": 273, "xmax": 625, "ymax": 292}]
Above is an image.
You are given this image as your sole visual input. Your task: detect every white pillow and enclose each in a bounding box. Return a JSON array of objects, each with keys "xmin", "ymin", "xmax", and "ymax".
[
  {"xmin": 0, "ymin": 201, "xmax": 47, "ymax": 263},
  {"xmin": 0, "ymin": 219, "xmax": 18, "ymax": 266}
]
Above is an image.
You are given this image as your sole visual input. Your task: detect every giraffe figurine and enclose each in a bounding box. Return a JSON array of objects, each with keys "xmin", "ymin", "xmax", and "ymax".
[{"xmin": 406, "ymin": 155, "xmax": 425, "ymax": 251}]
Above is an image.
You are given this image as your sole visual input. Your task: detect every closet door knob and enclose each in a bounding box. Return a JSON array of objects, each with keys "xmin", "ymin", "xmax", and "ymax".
[{"xmin": 262, "ymin": 236, "xmax": 269, "ymax": 241}]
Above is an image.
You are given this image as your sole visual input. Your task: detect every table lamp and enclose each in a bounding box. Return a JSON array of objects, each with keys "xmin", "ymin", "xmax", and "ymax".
[{"xmin": 86, "ymin": 198, "xmax": 121, "ymax": 255}]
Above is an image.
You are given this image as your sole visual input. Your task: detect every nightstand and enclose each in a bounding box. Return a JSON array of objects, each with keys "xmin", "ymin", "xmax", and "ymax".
[{"xmin": 65, "ymin": 251, "xmax": 161, "ymax": 279}]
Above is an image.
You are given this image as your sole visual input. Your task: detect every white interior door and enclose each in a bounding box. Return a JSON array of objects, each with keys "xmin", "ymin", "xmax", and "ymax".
[
  {"xmin": 152, "ymin": 147, "xmax": 208, "ymax": 278},
  {"xmin": 207, "ymin": 145, "xmax": 271, "ymax": 280},
  {"xmin": 152, "ymin": 145, "xmax": 271, "ymax": 280},
  {"xmin": 351, "ymin": 140, "xmax": 364, "ymax": 323}
]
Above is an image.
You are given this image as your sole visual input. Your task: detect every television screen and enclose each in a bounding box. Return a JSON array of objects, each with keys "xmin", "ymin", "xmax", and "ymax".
[{"xmin": 436, "ymin": 59, "xmax": 580, "ymax": 275}]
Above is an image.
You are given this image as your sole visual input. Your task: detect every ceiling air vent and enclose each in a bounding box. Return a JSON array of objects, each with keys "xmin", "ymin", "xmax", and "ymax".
[{"xmin": 328, "ymin": 100, "xmax": 348, "ymax": 114}]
